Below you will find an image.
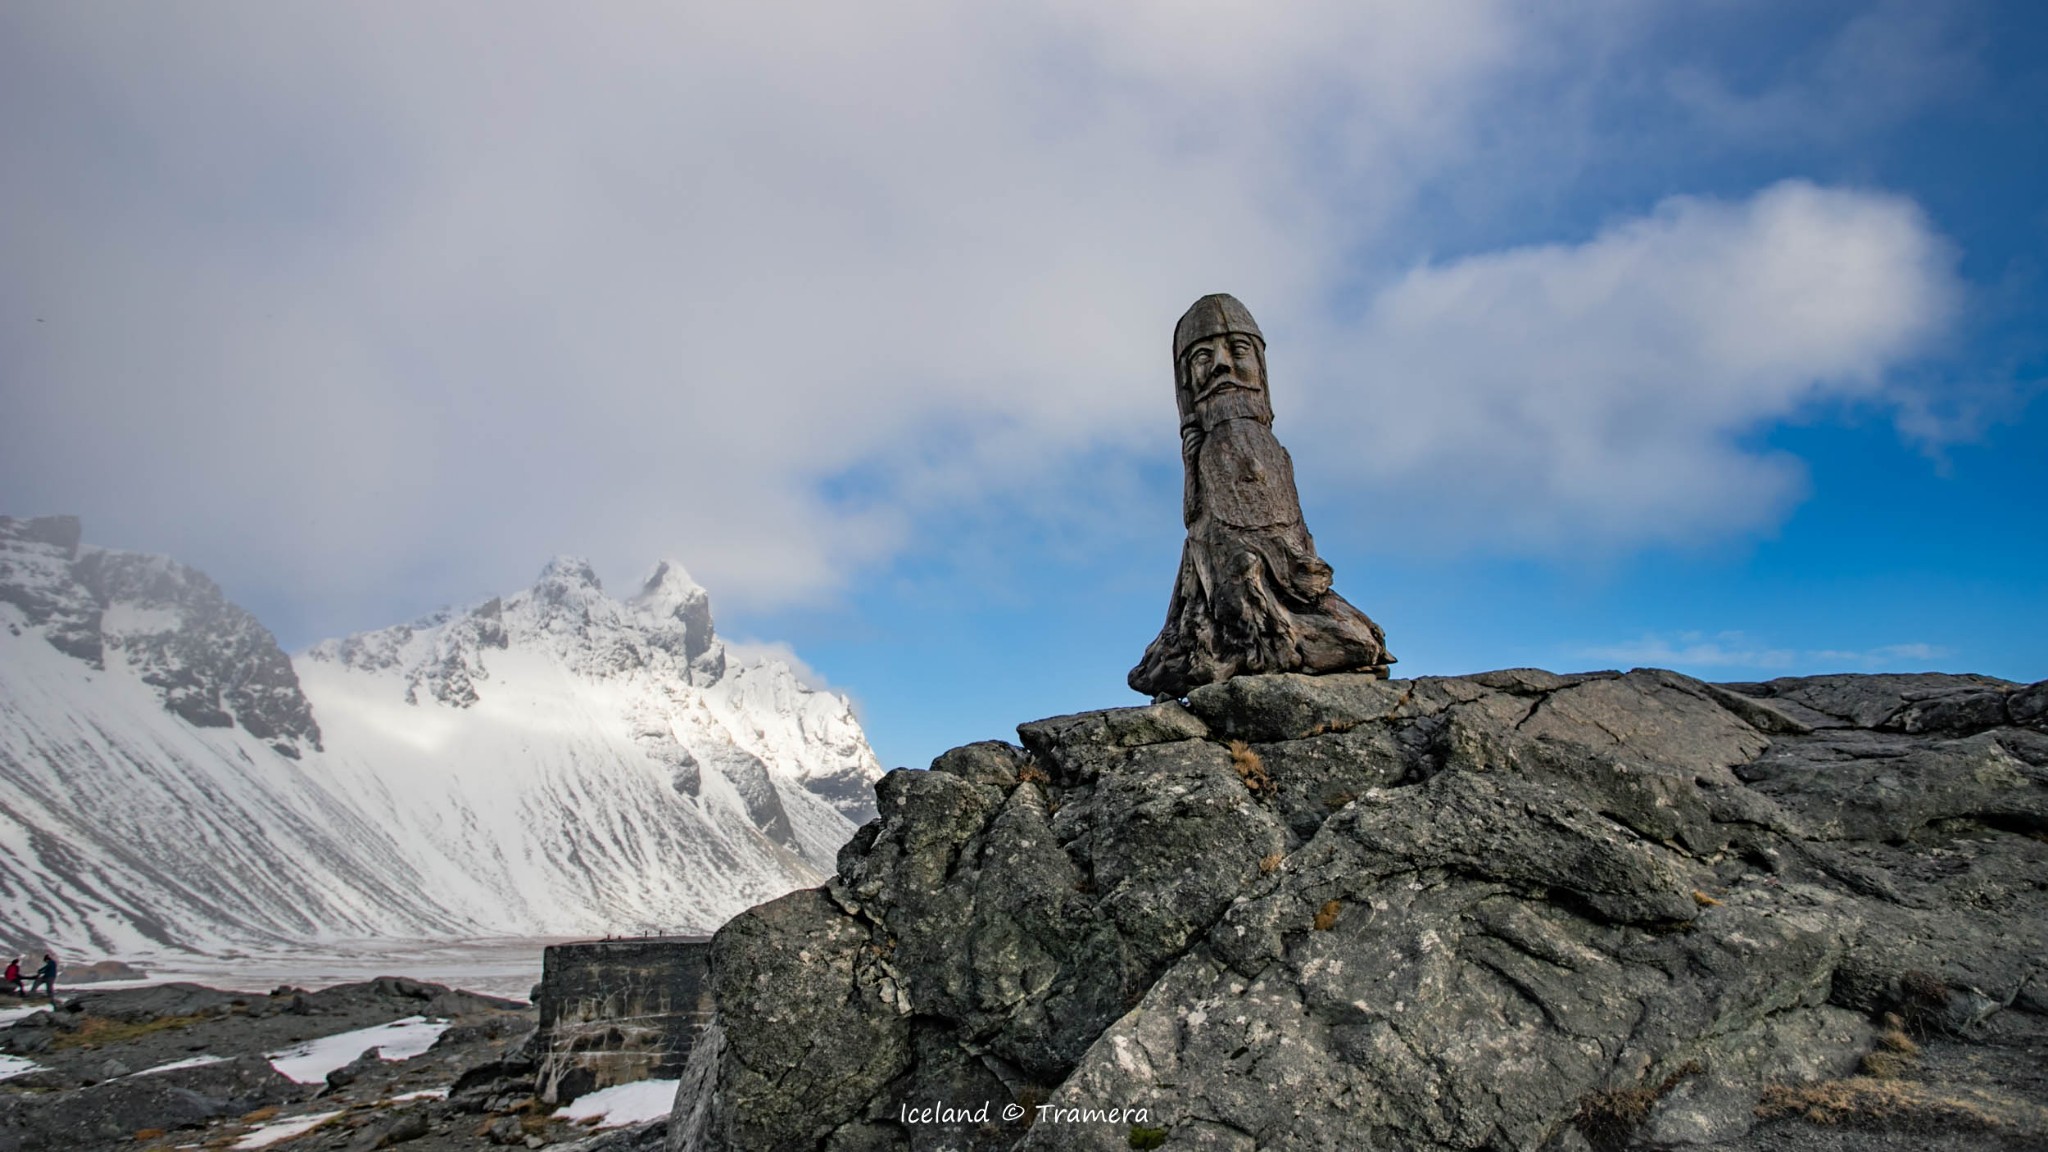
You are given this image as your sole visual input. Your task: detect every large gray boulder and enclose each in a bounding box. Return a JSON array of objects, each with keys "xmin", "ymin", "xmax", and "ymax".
[
  {"xmin": 673, "ymin": 670, "xmax": 2048, "ymax": 1151},
  {"xmin": 0, "ymin": 1055, "xmax": 300, "ymax": 1150}
]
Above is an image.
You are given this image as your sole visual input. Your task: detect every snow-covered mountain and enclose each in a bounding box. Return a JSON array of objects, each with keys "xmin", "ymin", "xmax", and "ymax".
[{"xmin": 0, "ymin": 515, "xmax": 883, "ymax": 960}]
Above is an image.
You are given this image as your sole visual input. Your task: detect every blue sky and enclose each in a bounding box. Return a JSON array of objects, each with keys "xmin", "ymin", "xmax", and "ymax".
[{"xmin": 3, "ymin": 1, "xmax": 2043, "ymax": 773}]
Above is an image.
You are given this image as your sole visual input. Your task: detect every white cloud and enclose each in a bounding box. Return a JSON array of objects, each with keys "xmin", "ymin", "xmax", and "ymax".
[
  {"xmin": 724, "ymin": 639, "xmax": 832, "ymax": 693},
  {"xmin": 1299, "ymin": 180, "xmax": 1959, "ymax": 553}
]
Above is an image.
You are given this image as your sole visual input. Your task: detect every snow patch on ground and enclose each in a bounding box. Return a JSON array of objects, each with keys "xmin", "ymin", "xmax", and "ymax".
[
  {"xmin": 267, "ymin": 1016, "xmax": 449, "ymax": 1084},
  {"xmin": 134, "ymin": 1054, "xmax": 228, "ymax": 1076},
  {"xmin": 0, "ymin": 1005, "xmax": 48, "ymax": 1027},
  {"xmin": 0, "ymin": 1053, "xmax": 43, "ymax": 1081},
  {"xmin": 554, "ymin": 1078, "xmax": 680, "ymax": 1128},
  {"xmin": 232, "ymin": 1110, "xmax": 343, "ymax": 1149}
]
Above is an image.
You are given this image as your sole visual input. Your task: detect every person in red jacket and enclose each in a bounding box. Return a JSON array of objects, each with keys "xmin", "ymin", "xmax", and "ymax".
[{"xmin": 2, "ymin": 958, "xmax": 19, "ymax": 997}]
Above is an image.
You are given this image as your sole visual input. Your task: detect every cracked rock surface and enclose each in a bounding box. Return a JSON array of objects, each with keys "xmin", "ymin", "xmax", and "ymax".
[{"xmin": 672, "ymin": 669, "xmax": 2048, "ymax": 1152}]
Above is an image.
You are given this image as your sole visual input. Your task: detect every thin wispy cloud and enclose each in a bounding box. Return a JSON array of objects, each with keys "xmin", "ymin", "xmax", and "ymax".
[
  {"xmin": 1808, "ymin": 643, "xmax": 1949, "ymax": 668},
  {"xmin": 1664, "ymin": 0, "xmax": 1984, "ymax": 146},
  {"xmin": 1578, "ymin": 633, "xmax": 1950, "ymax": 674}
]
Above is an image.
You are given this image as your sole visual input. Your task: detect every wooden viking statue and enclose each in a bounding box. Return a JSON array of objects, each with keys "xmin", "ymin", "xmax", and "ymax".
[{"xmin": 1129, "ymin": 293, "xmax": 1393, "ymax": 699}]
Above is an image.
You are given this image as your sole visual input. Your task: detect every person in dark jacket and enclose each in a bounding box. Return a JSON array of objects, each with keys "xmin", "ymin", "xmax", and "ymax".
[{"xmin": 25, "ymin": 954, "xmax": 54, "ymax": 999}]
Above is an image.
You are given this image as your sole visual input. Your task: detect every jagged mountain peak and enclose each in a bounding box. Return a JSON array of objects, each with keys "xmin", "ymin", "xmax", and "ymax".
[
  {"xmin": 535, "ymin": 554, "xmax": 603, "ymax": 593},
  {"xmin": 0, "ymin": 515, "xmax": 320, "ymax": 757},
  {"xmin": 519, "ymin": 555, "xmax": 613, "ymax": 637},
  {"xmin": 297, "ymin": 551, "xmax": 875, "ymax": 819},
  {"xmin": 632, "ymin": 559, "xmax": 719, "ymax": 671},
  {"xmin": 633, "ymin": 558, "xmax": 706, "ymax": 615},
  {"xmin": 536, "ymin": 553, "xmax": 598, "ymax": 582},
  {"xmin": 2, "ymin": 518, "xmax": 886, "ymax": 957}
]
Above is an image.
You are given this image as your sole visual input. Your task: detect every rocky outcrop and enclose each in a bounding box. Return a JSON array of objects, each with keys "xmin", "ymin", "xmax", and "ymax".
[
  {"xmin": 0, "ymin": 977, "xmax": 533, "ymax": 1152},
  {"xmin": 673, "ymin": 669, "xmax": 2048, "ymax": 1151},
  {"xmin": 0, "ymin": 1054, "xmax": 299, "ymax": 1150}
]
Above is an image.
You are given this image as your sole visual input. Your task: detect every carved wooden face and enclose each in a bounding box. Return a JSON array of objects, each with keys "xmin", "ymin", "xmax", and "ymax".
[{"xmin": 1182, "ymin": 333, "xmax": 1266, "ymax": 405}]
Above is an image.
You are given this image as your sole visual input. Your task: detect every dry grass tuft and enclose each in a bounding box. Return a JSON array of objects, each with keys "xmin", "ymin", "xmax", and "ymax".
[
  {"xmin": 1573, "ymin": 1061, "xmax": 1702, "ymax": 1152},
  {"xmin": 132, "ymin": 1130, "xmax": 166, "ymax": 1142},
  {"xmin": 1756, "ymin": 1077, "xmax": 2021, "ymax": 1131},
  {"xmin": 1899, "ymin": 970, "xmax": 1947, "ymax": 1004},
  {"xmin": 1876, "ymin": 1017, "xmax": 1920, "ymax": 1055},
  {"xmin": 1691, "ymin": 890, "xmax": 1722, "ymax": 907},
  {"xmin": 1575, "ymin": 1086, "xmax": 1662, "ymax": 1151},
  {"xmin": 1859, "ymin": 1013, "xmax": 1923, "ymax": 1079},
  {"xmin": 52, "ymin": 1012, "xmax": 210, "ymax": 1050},
  {"xmin": 1859, "ymin": 1050, "xmax": 1915, "ymax": 1079},
  {"xmin": 1895, "ymin": 969, "xmax": 1951, "ymax": 1036},
  {"xmin": 1228, "ymin": 741, "xmax": 1271, "ymax": 794},
  {"xmin": 1259, "ymin": 852, "xmax": 1285, "ymax": 874},
  {"xmin": 1017, "ymin": 763, "xmax": 1051, "ymax": 786},
  {"xmin": 239, "ymin": 1106, "xmax": 281, "ymax": 1123},
  {"xmin": 1312, "ymin": 899, "xmax": 1341, "ymax": 931},
  {"xmin": 1377, "ymin": 685, "xmax": 1416, "ymax": 721}
]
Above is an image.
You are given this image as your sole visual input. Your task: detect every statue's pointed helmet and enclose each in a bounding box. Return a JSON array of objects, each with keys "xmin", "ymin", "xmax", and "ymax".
[{"xmin": 1174, "ymin": 293, "xmax": 1264, "ymax": 363}]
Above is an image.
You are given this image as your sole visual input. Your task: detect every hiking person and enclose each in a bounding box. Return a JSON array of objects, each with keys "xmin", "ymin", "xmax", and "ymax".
[
  {"xmin": 2, "ymin": 958, "xmax": 18, "ymax": 997},
  {"xmin": 26, "ymin": 954, "xmax": 54, "ymax": 999}
]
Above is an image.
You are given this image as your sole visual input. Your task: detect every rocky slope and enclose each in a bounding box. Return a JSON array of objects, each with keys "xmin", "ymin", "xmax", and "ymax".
[
  {"xmin": 0, "ymin": 516, "xmax": 477, "ymax": 954},
  {"xmin": 0, "ymin": 515, "xmax": 883, "ymax": 958},
  {"xmin": 673, "ymin": 668, "xmax": 2048, "ymax": 1151},
  {"xmin": 0, "ymin": 977, "xmax": 544, "ymax": 1152}
]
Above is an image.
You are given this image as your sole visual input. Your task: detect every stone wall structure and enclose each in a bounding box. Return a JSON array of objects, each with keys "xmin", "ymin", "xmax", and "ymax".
[{"xmin": 533, "ymin": 936, "xmax": 712, "ymax": 1105}]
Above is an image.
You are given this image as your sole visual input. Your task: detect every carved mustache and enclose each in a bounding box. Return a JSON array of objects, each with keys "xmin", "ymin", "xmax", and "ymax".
[{"xmin": 1195, "ymin": 364, "xmax": 1253, "ymax": 392}]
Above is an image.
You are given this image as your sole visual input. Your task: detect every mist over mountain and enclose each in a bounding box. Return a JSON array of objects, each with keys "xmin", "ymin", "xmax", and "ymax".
[{"xmin": 0, "ymin": 514, "xmax": 882, "ymax": 960}]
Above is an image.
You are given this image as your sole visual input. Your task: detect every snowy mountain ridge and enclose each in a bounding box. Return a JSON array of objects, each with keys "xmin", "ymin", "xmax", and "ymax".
[{"xmin": 0, "ymin": 515, "xmax": 884, "ymax": 960}]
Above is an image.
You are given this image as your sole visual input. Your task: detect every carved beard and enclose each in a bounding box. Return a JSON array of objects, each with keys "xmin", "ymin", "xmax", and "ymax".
[{"xmin": 1197, "ymin": 389, "xmax": 1273, "ymax": 429}]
